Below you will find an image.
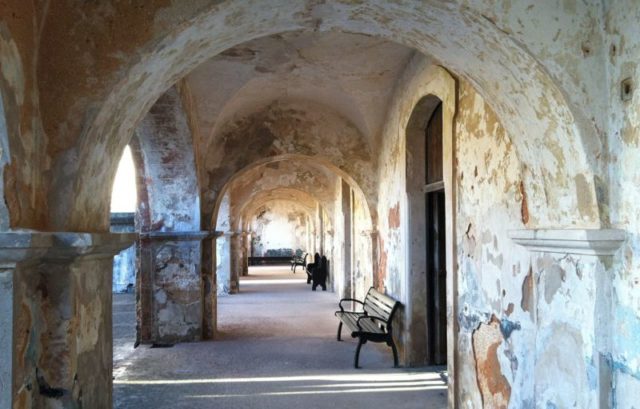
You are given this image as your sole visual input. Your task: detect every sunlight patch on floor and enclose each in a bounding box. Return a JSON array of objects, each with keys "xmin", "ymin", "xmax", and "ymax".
[{"xmin": 114, "ymin": 372, "xmax": 442, "ymax": 385}]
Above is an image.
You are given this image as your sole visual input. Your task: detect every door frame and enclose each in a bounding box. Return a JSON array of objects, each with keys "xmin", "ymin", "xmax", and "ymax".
[{"xmin": 403, "ymin": 65, "xmax": 457, "ymax": 403}]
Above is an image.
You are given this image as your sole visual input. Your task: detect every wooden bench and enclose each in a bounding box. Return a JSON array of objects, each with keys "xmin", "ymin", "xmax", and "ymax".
[
  {"xmin": 291, "ymin": 252, "xmax": 308, "ymax": 273},
  {"xmin": 335, "ymin": 287, "xmax": 401, "ymax": 368}
]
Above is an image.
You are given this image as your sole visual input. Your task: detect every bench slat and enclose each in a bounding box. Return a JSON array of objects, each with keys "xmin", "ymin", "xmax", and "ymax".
[{"xmin": 363, "ymin": 289, "xmax": 396, "ymax": 321}]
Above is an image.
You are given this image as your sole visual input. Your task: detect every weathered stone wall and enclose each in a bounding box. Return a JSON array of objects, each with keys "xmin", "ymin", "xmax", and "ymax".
[
  {"xmin": 375, "ymin": 53, "xmax": 627, "ymax": 407},
  {"xmin": 138, "ymin": 233, "xmax": 205, "ymax": 344},
  {"xmin": 4, "ymin": 1, "xmax": 640, "ymax": 407},
  {"xmin": 452, "ymin": 80, "xmax": 529, "ymax": 407},
  {"xmin": 0, "ymin": 267, "xmax": 12, "ymax": 408},
  {"xmin": 603, "ymin": 2, "xmax": 640, "ymax": 405},
  {"xmin": 0, "ymin": 2, "xmax": 47, "ymax": 230},
  {"xmin": 215, "ymin": 192, "xmax": 233, "ymax": 295},
  {"xmin": 6, "ymin": 233, "xmax": 134, "ymax": 409},
  {"xmin": 249, "ymin": 201, "xmax": 310, "ymax": 257},
  {"xmin": 201, "ymin": 100, "xmax": 375, "ymax": 225},
  {"xmin": 352, "ymin": 186, "xmax": 373, "ymax": 299},
  {"xmin": 19, "ymin": 0, "xmax": 602, "ymax": 234},
  {"xmin": 134, "ymin": 86, "xmax": 200, "ymax": 232},
  {"xmin": 131, "ymin": 86, "xmax": 205, "ymax": 344}
]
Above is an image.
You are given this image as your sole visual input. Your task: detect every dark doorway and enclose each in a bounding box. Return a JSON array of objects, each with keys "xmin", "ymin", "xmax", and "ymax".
[{"xmin": 425, "ymin": 103, "xmax": 447, "ymax": 365}]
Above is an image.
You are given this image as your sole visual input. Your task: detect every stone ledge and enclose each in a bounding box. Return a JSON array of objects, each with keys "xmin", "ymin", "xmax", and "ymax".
[
  {"xmin": 0, "ymin": 231, "xmax": 138, "ymax": 263},
  {"xmin": 509, "ymin": 229, "xmax": 626, "ymax": 256},
  {"xmin": 214, "ymin": 231, "xmax": 244, "ymax": 238},
  {"xmin": 139, "ymin": 231, "xmax": 213, "ymax": 241}
]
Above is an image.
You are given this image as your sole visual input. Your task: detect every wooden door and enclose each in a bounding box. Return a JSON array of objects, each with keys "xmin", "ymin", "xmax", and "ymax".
[{"xmin": 425, "ymin": 103, "xmax": 447, "ymax": 365}]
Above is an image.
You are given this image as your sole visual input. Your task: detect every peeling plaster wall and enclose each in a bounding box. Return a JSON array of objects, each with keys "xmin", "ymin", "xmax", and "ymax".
[
  {"xmin": 216, "ymin": 155, "xmax": 373, "ymax": 297},
  {"xmin": 0, "ymin": 267, "xmax": 12, "ymax": 408},
  {"xmin": 187, "ymin": 31, "xmax": 414, "ymax": 157},
  {"xmin": 374, "ymin": 55, "xmax": 616, "ymax": 406},
  {"xmin": 138, "ymin": 236, "xmax": 203, "ymax": 343},
  {"xmin": 0, "ymin": 93, "xmax": 12, "ymax": 231},
  {"xmin": 0, "ymin": 3, "xmax": 48, "ymax": 229},
  {"xmin": 13, "ymin": 256, "xmax": 117, "ymax": 408},
  {"xmin": 202, "ymin": 100, "xmax": 376, "ymax": 225},
  {"xmin": 453, "ymin": 79, "xmax": 534, "ymax": 408},
  {"xmin": 5, "ymin": 1, "xmax": 640, "ymax": 407},
  {"xmin": 603, "ymin": 2, "xmax": 640, "ymax": 405},
  {"xmin": 215, "ymin": 192, "xmax": 233, "ymax": 295},
  {"xmin": 352, "ymin": 190, "xmax": 373, "ymax": 299},
  {"xmin": 249, "ymin": 201, "xmax": 309, "ymax": 256},
  {"xmin": 227, "ymin": 159, "xmax": 340, "ymax": 223},
  {"xmin": 132, "ymin": 86, "xmax": 204, "ymax": 343},
  {"xmin": 135, "ymin": 86, "xmax": 200, "ymax": 232},
  {"xmin": 28, "ymin": 0, "xmax": 605, "ymax": 233}
]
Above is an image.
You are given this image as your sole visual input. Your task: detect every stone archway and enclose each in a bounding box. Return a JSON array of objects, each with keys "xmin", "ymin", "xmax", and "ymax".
[
  {"xmin": 39, "ymin": 1, "xmax": 602, "ymax": 233},
  {"xmin": 128, "ymin": 85, "xmax": 205, "ymax": 345},
  {"xmin": 208, "ymin": 155, "xmax": 375, "ymax": 332}
]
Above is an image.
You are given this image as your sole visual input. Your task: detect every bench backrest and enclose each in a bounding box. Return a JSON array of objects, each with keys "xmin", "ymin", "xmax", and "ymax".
[{"xmin": 363, "ymin": 288, "xmax": 400, "ymax": 325}]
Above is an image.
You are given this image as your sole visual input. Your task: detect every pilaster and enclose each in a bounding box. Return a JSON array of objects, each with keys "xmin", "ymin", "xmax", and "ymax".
[
  {"xmin": 138, "ymin": 231, "xmax": 212, "ymax": 344},
  {"xmin": 0, "ymin": 231, "xmax": 135, "ymax": 409}
]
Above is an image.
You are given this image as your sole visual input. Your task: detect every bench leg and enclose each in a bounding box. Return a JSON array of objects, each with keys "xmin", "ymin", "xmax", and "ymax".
[
  {"xmin": 354, "ymin": 338, "xmax": 365, "ymax": 369},
  {"xmin": 389, "ymin": 339, "xmax": 399, "ymax": 368},
  {"xmin": 337, "ymin": 322, "xmax": 343, "ymax": 341}
]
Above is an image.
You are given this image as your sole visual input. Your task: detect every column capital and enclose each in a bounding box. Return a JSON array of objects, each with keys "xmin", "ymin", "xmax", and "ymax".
[
  {"xmin": 0, "ymin": 231, "xmax": 137, "ymax": 264},
  {"xmin": 509, "ymin": 229, "xmax": 626, "ymax": 256},
  {"xmin": 139, "ymin": 230, "xmax": 214, "ymax": 242}
]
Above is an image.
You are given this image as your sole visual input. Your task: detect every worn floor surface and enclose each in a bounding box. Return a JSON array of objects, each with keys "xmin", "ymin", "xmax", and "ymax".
[{"xmin": 113, "ymin": 266, "xmax": 447, "ymax": 409}]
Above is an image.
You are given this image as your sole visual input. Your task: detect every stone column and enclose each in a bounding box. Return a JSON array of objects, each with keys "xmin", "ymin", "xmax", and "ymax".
[
  {"xmin": 367, "ymin": 229, "xmax": 379, "ymax": 289},
  {"xmin": 201, "ymin": 233, "xmax": 216, "ymax": 340},
  {"xmin": 0, "ymin": 231, "xmax": 135, "ymax": 409},
  {"xmin": 215, "ymin": 232, "xmax": 232, "ymax": 295},
  {"xmin": 138, "ymin": 231, "xmax": 211, "ymax": 345},
  {"xmin": 0, "ymin": 260, "xmax": 14, "ymax": 409},
  {"xmin": 230, "ymin": 232, "xmax": 243, "ymax": 291},
  {"xmin": 241, "ymin": 232, "xmax": 250, "ymax": 277}
]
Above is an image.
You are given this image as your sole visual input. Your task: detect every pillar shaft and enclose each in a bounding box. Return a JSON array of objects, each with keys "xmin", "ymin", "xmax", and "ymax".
[
  {"xmin": 0, "ymin": 231, "xmax": 135, "ymax": 409},
  {"xmin": 138, "ymin": 231, "xmax": 211, "ymax": 344},
  {"xmin": 0, "ymin": 267, "xmax": 13, "ymax": 409}
]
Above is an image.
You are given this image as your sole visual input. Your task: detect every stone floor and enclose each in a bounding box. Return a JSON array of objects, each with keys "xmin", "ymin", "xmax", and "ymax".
[{"xmin": 113, "ymin": 266, "xmax": 448, "ymax": 409}]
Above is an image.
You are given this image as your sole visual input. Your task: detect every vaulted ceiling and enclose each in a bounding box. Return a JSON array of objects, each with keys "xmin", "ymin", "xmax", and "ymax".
[{"xmin": 186, "ymin": 31, "xmax": 415, "ymax": 150}]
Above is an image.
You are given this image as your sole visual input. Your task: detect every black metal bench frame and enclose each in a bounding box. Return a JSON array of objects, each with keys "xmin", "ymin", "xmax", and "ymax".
[
  {"xmin": 291, "ymin": 252, "xmax": 308, "ymax": 273},
  {"xmin": 335, "ymin": 287, "xmax": 400, "ymax": 368}
]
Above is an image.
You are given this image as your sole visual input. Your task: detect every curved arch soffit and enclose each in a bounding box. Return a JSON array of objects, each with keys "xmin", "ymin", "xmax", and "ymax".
[
  {"xmin": 239, "ymin": 188, "xmax": 323, "ymax": 224},
  {"xmin": 211, "ymin": 154, "xmax": 373, "ymax": 231},
  {"xmin": 240, "ymin": 193, "xmax": 321, "ymax": 232},
  {"xmin": 66, "ymin": 0, "xmax": 600, "ymax": 230}
]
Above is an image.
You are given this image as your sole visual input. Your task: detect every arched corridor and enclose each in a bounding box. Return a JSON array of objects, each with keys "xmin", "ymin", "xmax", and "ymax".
[
  {"xmin": 1, "ymin": 2, "xmax": 640, "ymax": 409},
  {"xmin": 113, "ymin": 266, "xmax": 447, "ymax": 409}
]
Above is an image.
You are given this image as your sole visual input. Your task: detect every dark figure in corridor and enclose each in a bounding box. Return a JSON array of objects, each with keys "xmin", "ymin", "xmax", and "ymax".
[
  {"xmin": 306, "ymin": 252, "xmax": 321, "ymax": 284},
  {"xmin": 312, "ymin": 256, "xmax": 328, "ymax": 291},
  {"xmin": 305, "ymin": 253, "xmax": 327, "ymax": 290}
]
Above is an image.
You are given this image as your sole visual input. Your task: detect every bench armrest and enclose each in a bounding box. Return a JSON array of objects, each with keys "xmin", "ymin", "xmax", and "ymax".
[
  {"xmin": 356, "ymin": 314, "xmax": 387, "ymax": 331},
  {"xmin": 338, "ymin": 298, "xmax": 364, "ymax": 312}
]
